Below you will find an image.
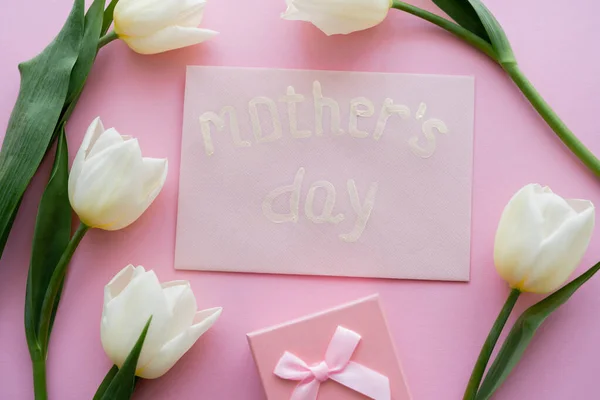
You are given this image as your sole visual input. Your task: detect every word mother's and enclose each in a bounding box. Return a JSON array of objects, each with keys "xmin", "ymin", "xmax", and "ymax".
[{"xmin": 198, "ymin": 80, "xmax": 449, "ymax": 159}]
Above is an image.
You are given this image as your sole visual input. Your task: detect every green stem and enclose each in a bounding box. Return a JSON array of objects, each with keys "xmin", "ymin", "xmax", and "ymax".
[
  {"xmin": 32, "ymin": 358, "xmax": 47, "ymax": 400},
  {"xmin": 37, "ymin": 223, "xmax": 89, "ymax": 355},
  {"xmin": 502, "ymin": 62, "xmax": 600, "ymax": 177},
  {"xmin": 463, "ymin": 289, "xmax": 521, "ymax": 400},
  {"xmin": 391, "ymin": 0, "xmax": 498, "ymax": 60},
  {"xmin": 98, "ymin": 30, "xmax": 118, "ymax": 49}
]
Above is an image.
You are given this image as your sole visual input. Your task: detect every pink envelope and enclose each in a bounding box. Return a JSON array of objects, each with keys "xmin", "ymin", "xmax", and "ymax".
[
  {"xmin": 176, "ymin": 66, "xmax": 474, "ymax": 281},
  {"xmin": 247, "ymin": 295, "xmax": 411, "ymax": 400}
]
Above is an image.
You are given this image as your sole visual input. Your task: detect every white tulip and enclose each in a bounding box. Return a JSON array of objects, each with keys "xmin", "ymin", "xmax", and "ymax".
[
  {"xmin": 68, "ymin": 117, "xmax": 168, "ymax": 231},
  {"xmin": 101, "ymin": 265, "xmax": 222, "ymax": 379},
  {"xmin": 281, "ymin": 0, "xmax": 391, "ymax": 35},
  {"xmin": 114, "ymin": 0, "xmax": 218, "ymax": 55},
  {"xmin": 494, "ymin": 184, "xmax": 595, "ymax": 294}
]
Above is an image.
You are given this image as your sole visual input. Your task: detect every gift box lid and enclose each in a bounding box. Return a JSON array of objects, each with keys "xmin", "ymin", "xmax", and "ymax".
[{"xmin": 247, "ymin": 294, "xmax": 411, "ymax": 400}]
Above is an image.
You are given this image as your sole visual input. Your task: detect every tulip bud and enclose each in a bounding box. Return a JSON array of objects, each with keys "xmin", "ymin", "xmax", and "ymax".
[
  {"xmin": 494, "ymin": 184, "xmax": 595, "ymax": 293},
  {"xmin": 113, "ymin": 0, "xmax": 218, "ymax": 55},
  {"xmin": 281, "ymin": 0, "xmax": 391, "ymax": 35},
  {"xmin": 68, "ymin": 117, "xmax": 167, "ymax": 231},
  {"xmin": 101, "ymin": 265, "xmax": 222, "ymax": 379}
]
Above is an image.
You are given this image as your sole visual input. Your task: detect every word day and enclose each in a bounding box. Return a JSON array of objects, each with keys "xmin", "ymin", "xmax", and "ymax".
[
  {"xmin": 199, "ymin": 81, "xmax": 449, "ymax": 158},
  {"xmin": 262, "ymin": 167, "xmax": 378, "ymax": 243}
]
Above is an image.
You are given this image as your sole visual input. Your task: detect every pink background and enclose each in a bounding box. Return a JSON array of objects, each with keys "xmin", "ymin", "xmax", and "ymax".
[
  {"xmin": 0, "ymin": 0, "xmax": 599, "ymax": 399},
  {"xmin": 247, "ymin": 295, "xmax": 410, "ymax": 399}
]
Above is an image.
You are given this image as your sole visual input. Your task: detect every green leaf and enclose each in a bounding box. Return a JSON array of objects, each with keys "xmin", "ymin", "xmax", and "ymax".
[
  {"xmin": 0, "ymin": 0, "xmax": 84, "ymax": 259},
  {"xmin": 65, "ymin": 0, "xmax": 106, "ymax": 107},
  {"xmin": 431, "ymin": 0, "xmax": 514, "ymax": 63},
  {"xmin": 95, "ymin": 317, "xmax": 152, "ymax": 400},
  {"xmin": 37, "ymin": 223, "xmax": 88, "ymax": 353},
  {"xmin": 102, "ymin": 0, "xmax": 120, "ymax": 36},
  {"xmin": 24, "ymin": 128, "xmax": 71, "ymax": 357},
  {"xmin": 431, "ymin": 0, "xmax": 491, "ymax": 43},
  {"xmin": 93, "ymin": 365, "xmax": 119, "ymax": 399},
  {"xmin": 475, "ymin": 261, "xmax": 600, "ymax": 400},
  {"xmin": 465, "ymin": 0, "xmax": 514, "ymax": 63}
]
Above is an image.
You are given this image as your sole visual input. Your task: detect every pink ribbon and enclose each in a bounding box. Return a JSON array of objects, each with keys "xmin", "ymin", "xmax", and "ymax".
[{"xmin": 273, "ymin": 326, "xmax": 391, "ymax": 400}]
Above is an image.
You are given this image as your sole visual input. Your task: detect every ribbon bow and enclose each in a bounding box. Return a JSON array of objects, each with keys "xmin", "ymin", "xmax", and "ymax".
[{"xmin": 273, "ymin": 326, "xmax": 391, "ymax": 400}]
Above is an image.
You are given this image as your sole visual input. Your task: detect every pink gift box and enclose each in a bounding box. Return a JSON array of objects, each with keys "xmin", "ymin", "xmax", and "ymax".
[{"xmin": 247, "ymin": 295, "xmax": 411, "ymax": 400}]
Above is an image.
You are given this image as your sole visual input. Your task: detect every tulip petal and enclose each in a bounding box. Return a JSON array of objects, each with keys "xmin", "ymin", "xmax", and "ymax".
[
  {"xmin": 175, "ymin": 0, "xmax": 206, "ymax": 28},
  {"xmin": 137, "ymin": 307, "xmax": 222, "ymax": 379},
  {"xmin": 114, "ymin": 0, "xmax": 190, "ymax": 37},
  {"xmin": 122, "ymin": 26, "xmax": 218, "ymax": 55},
  {"xmin": 141, "ymin": 158, "xmax": 168, "ymax": 206},
  {"xmin": 523, "ymin": 201, "xmax": 595, "ymax": 293},
  {"xmin": 102, "ymin": 269, "xmax": 171, "ymax": 368},
  {"xmin": 69, "ymin": 117, "xmax": 105, "ymax": 202},
  {"xmin": 535, "ymin": 187, "xmax": 576, "ymax": 231},
  {"xmin": 104, "ymin": 264, "xmax": 146, "ymax": 304},
  {"xmin": 283, "ymin": 0, "xmax": 389, "ymax": 35},
  {"xmin": 91, "ymin": 157, "xmax": 167, "ymax": 231},
  {"xmin": 494, "ymin": 185, "xmax": 543, "ymax": 286},
  {"xmin": 161, "ymin": 281, "xmax": 197, "ymax": 341},
  {"xmin": 80, "ymin": 117, "xmax": 106, "ymax": 155},
  {"xmin": 86, "ymin": 128, "xmax": 126, "ymax": 160},
  {"xmin": 71, "ymin": 139, "xmax": 144, "ymax": 229}
]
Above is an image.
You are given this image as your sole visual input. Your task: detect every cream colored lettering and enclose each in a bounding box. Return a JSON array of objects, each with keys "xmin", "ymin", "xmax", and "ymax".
[
  {"xmin": 415, "ymin": 102, "xmax": 427, "ymax": 120},
  {"xmin": 304, "ymin": 181, "xmax": 345, "ymax": 224},
  {"xmin": 249, "ymin": 96, "xmax": 283, "ymax": 143},
  {"xmin": 313, "ymin": 80, "xmax": 344, "ymax": 136},
  {"xmin": 408, "ymin": 118, "xmax": 448, "ymax": 158},
  {"xmin": 373, "ymin": 98, "xmax": 411, "ymax": 141},
  {"xmin": 263, "ymin": 168, "xmax": 378, "ymax": 241},
  {"xmin": 349, "ymin": 97, "xmax": 375, "ymax": 138},
  {"xmin": 262, "ymin": 167, "xmax": 305, "ymax": 223},
  {"xmin": 280, "ymin": 86, "xmax": 311, "ymax": 138},
  {"xmin": 340, "ymin": 180, "xmax": 378, "ymax": 243},
  {"xmin": 199, "ymin": 106, "xmax": 251, "ymax": 156}
]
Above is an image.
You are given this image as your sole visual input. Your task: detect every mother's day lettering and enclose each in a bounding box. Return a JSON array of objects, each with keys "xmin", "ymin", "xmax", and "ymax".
[
  {"xmin": 199, "ymin": 81, "xmax": 449, "ymax": 158},
  {"xmin": 262, "ymin": 167, "xmax": 378, "ymax": 243},
  {"xmin": 196, "ymin": 81, "xmax": 451, "ymax": 242}
]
